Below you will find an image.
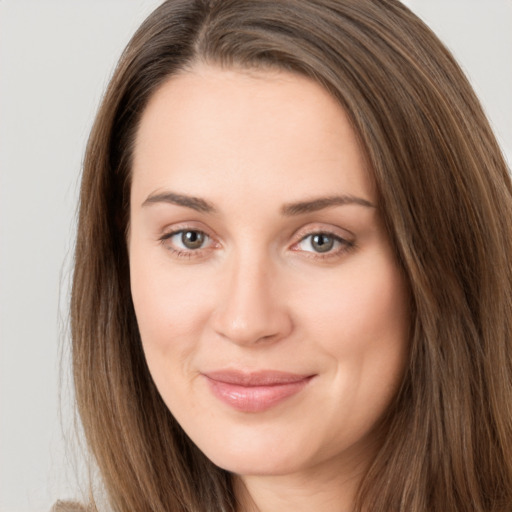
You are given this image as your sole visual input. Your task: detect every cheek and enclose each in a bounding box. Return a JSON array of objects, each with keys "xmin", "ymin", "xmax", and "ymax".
[
  {"xmin": 297, "ymin": 249, "xmax": 410, "ymax": 406},
  {"xmin": 129, "ymin": 242, "xmax": 210, "ymax": 365},
  {"xmin": 306, "ymin": 250, "xmax": 408, "ymax": 349},
  {"xmin": 299, "ymin": 257, "xmax": 410, "ymax": 448}
]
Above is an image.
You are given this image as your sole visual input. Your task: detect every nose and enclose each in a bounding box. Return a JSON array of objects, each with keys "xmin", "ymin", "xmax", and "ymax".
[{"xmin": 211, "ymin": 254, "xmax": 293, "ymax": 346}]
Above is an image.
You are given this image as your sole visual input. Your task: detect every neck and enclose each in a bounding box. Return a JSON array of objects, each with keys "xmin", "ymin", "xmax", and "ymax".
[{"xmin": 233, "ymin": 455, "xmax": 367, "ymax": 512}]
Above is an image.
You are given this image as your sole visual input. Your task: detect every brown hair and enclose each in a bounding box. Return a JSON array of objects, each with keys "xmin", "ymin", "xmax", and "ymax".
[{"xmin": 71, "ymin": 1, "xmax": 512, "ymax": 510}]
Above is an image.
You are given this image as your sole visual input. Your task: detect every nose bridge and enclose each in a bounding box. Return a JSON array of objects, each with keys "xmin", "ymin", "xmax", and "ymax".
[{"xmin": 212, "ymin": 245, "xmax": 291, "ymax": 345}]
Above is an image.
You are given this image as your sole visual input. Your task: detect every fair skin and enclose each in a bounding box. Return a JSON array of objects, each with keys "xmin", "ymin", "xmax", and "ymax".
[{"xmin": 129, "ymin": 63, "xmax": 410, "ymax": 512}]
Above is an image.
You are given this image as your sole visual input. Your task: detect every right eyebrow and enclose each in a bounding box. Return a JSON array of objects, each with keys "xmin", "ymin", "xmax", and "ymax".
[{"xmin": 141, "ymin": 191, "xmax": 217, "ymax": 214}]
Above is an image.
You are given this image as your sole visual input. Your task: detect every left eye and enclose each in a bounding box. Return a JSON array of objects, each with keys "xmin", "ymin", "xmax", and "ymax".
[
  {"xmin": 296, "ymin": 233, "xmax": 343, "ymax": 253},
  {"xmin": 166, "ymin": 230, "xmax": 210, "ymax": 250}
]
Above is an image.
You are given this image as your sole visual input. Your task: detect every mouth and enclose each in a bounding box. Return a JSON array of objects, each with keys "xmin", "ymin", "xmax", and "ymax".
[{"xmin": 202, "ymin": 370, "xmax": 315, "ymax": 413}]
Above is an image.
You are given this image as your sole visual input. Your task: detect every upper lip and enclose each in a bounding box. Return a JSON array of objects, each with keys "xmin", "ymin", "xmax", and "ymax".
[{"xmin": 202, "ymin": 370, "xmax": 314, "ymax": 387}]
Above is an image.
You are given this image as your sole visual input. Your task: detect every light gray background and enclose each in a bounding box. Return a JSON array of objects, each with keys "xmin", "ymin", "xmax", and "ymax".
[{"xmin": 0, "ymin": 1, "xmax": 510, "ymax": 511}]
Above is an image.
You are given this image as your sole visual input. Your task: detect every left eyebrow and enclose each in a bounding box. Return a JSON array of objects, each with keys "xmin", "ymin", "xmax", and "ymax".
[{"xmin": 281, "ymin": 195, "xmax": 376, "ymax": 216}]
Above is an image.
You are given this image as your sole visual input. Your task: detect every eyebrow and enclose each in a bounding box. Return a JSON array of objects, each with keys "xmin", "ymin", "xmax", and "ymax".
[
  {"xmin": 281, "ymin": 195, "xmax": 375, "ymax": 215},
  {"xmin": 142, "ymin": 191, "xmax": 217, "ymax": 213},
  {"xmin": 142, "ymin": 190, "xmax": 375, "ymax": 215}
]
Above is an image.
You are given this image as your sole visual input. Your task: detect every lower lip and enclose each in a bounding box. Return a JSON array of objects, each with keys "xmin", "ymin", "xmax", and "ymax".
[{"xmin": 204, "ymin": 376, "xmax": 313, "ymax": 413}]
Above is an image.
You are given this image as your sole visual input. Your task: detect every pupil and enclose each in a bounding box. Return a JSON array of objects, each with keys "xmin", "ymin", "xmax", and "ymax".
[
  {"xmin": 312, "ymin": 234, "xmax": 334, "ymax": 253},
  {"xmin": 182, "ymin": 231, "xmax": 204, "ymax": 249}
]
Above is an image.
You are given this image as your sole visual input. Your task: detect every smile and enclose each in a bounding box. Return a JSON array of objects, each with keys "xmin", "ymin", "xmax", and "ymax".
[{"xmin": 202, "ymin": 370, "xmax": 315, "ymax": 413}]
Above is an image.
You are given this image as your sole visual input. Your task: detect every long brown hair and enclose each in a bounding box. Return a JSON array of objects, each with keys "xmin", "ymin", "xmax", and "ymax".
[{"xmin": 71, "ymin": 1, "xmax": 512, "ymax": 510}]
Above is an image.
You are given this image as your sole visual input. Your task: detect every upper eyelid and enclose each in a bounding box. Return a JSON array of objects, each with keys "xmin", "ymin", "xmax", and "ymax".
[
  {"xmin": 160, "ymin": 222, "xmax": 214, "ymax": 238},
  {"xmin": 160, "ymin": 228, "xmax": 207, "ymax": 239},
  {"xmin": 297, "ymin": 232, "xmax": 345, "ymax": 244},
  {"xmin": 291, "ymin": 223, "xmax": 354, "ymax": 243},
  {"xmin": 291, "ymin": 232, "xmax": 352, "ymax": 252},
  {"xmin": 160, "ymin": 228, "xmax": 213, "ymax": 245}
]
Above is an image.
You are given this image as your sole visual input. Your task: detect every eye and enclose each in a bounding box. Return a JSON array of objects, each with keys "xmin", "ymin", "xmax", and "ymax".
[
  {"xmin": 176, "ymin": 230, "xmax": 207, "ymax": 250},
  {"xmin": 293, "ymin": 231, "xmax": 354, "ymax": 258},
  {"xmin": 302, "ymin": 233, "xmax": 336, "ymax": 253},
  {"xmin": 160, "ymin": 229, "xmax": 213, "ymax": 255}
]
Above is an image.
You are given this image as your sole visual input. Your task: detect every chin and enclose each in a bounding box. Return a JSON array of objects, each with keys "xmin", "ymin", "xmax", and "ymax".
[
  {"xmin": 210, "ymin": 451, "xmax": 303, "ymax": 477},
  {"xmin": 192, "ymin": 427, "xmax": 315, "ymax": 477}
]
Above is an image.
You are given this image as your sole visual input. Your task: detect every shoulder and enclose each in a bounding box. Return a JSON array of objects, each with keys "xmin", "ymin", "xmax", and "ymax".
[{"xmin": 50, "ymin": 501, "xmax": 88, "ymax": 512}]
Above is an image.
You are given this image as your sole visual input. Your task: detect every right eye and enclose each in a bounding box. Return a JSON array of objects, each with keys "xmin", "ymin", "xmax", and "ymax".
[{"xmin": 160, "ymin": 229, "xmax": 213, "ymax": 257}]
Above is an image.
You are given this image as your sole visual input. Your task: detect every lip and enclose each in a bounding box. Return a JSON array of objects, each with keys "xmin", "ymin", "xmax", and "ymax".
[{"xmin": 202, "ymin": 370, "xmax": 315, "ymax": 413}]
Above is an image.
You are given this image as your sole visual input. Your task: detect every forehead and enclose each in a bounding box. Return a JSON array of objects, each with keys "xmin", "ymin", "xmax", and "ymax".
[{"xmin": 131, "ymin": 63, "xmax": 374, "ymax": 208}]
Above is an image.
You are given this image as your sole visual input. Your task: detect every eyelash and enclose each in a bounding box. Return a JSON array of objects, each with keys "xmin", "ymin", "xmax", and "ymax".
[
  {"xmin": 159, "ymin": 228, "xmax": 355, "ymax": 261},
  {"xmin": 159, "ymin": 229, "xmax": 215, "ymax": 259},
  {"xmin": 291, "ymin": 232, "xmax": 355, "ymax": 260}
]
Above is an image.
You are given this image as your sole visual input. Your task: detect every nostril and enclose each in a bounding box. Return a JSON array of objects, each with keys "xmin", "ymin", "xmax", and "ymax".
[{"xmin": 211, "ymin": 296, "xmax": 293, "ymax": 346}]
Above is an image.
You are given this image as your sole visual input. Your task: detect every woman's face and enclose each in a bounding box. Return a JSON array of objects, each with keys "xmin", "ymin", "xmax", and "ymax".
[{"xmin": 129, "ymin": 64, "xmax": 410, "ymax": 479}]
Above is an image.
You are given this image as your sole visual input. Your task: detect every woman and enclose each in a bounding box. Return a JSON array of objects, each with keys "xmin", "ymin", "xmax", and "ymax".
[{"xmin": 67, "ymin": 0, "xmax": 512, "ymax": 511}]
